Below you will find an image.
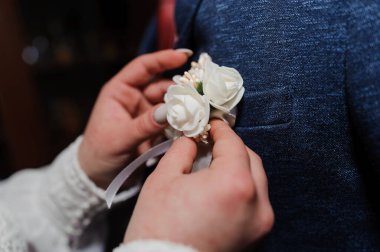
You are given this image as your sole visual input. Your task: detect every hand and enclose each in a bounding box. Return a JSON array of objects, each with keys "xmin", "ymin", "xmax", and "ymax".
[
  {"xmin": 78, "ymin": 49, "xmax": 192, "ymax": 188},
  {"xmin": 124, "ymin": 120, "xmax": 274, "ymax": 252}
]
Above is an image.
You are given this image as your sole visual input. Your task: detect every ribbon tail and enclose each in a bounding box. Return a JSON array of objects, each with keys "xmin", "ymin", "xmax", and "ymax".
[
  {"xmin": 105, "ymin": 139, "xmax": 173, "ymax": 208},
  {"xmin": 192, "ymin": 142, "xmax": 213, "ymax": 172}
]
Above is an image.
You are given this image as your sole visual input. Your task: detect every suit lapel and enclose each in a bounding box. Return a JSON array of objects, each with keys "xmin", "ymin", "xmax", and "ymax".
[{"xmin": 175, "ymin": 0, "xmax": 204, "ymax": 49}]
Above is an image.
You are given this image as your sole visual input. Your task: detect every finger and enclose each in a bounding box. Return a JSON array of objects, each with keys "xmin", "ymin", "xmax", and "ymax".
[
  {"xmin": 137, "ymin": 140, "xmax": 153, "ymax": 155},
  {"xmin": 101, "ymin": 83, "xmax": 152, "ymax": 117},
  {"xmin": 209, "ymin": 120, "xmax": 250, "ymax": 171},
  {"xmin": 156, "ymin": 137, "xmax": 197, "ymax": 176},
  {"xmin": 135, "ymin": 95, "xmax": 153, "ymax": 116},
  {"xmin": 246, "ymin": 147, "xmax": 274, "ymax": 236},
  {"xmin": 128, "ymin": 104, "xmax": 167, "ymax": 148},
  {"xmin": 246, "ymin": 147, "xmax": 268, "ymax": 194},
  {"xmin": 143, "ymin": 79, "xmax": 173, "ymax": 104},
  {"xmin": 114, "ymin": 49, "xmax": 190, "ymax": 87}
]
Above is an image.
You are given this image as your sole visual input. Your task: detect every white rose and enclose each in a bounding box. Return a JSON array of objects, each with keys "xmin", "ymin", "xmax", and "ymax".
[
  {"xmin": 203, "ymin": 60, "xmax": 245, "ymax": 112},
  {"xmin": 164, "ymin": 84, "xmax": 210, "ymax": 138},
  {"xmin": 172, "ymin": 53, "xmax": 212, "ymax": 86},
  {"xmin": 197, "ymin": 53, "xmax": 212, "ymax": 68}
]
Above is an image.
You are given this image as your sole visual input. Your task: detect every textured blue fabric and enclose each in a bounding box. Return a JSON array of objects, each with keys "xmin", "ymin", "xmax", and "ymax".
[
  {"xmin": 138, "ymin": 16, "xmax": 158, "ymax": 55},
  {"xmin": 173, "ymin": 1, "xmax": 380, "ymax": 251}
]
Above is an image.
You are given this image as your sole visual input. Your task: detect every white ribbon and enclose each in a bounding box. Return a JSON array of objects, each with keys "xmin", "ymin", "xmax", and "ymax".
[
  {"xmin": 105, "ymin": 110, "xmax": 237, "ymax": 208},
  {"xmin": 105, "ymin": 139, "xmax": 173, "ymax": 208}
]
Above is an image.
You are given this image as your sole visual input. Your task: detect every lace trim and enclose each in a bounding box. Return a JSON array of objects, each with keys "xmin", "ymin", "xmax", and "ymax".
[
  {"xmin": 40, "ymin": 137, "xmax": 106, "ymax": 239},
  {"xmin": 113, "ymin": 240, "xmax": 199, "ymax": 252},
  {"xmin": 39, "ymin": 136, "xmax": 141, "ymax": 244},
  {"xmin": 0, "ymin": 206, "xmax": 28, "ymax": 252}
]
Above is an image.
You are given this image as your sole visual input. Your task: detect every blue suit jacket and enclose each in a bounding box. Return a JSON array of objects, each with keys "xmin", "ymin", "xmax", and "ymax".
[{"xmin": 172, "ymin": 0, "xmax": 380, "ymax": 251}]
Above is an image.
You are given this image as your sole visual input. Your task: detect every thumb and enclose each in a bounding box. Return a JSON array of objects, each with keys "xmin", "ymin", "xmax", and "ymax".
[{"xmin": 128, "ymin": 104, "xmax": 168, "ymax": 147}]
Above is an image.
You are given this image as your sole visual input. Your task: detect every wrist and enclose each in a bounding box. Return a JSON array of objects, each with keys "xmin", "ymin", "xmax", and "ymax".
[
  {"xmin": 78, "ymin": 137, "xmax": 142, "ymax": 189},
  {"xmin": 78, "ymin": 138, "xmax": 116, "ymax": 189}
]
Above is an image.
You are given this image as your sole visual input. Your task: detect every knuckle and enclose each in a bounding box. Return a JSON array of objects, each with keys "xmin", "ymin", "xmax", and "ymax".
[
  {"xmin": 135, "ymin": 114, "xmax": 154, "ymax": 137},
  {"xmin": 121, "ymin": 85, "xmax": 141, "ymax": 102},
  {"xmin": 262, "ymin": 173, "xmax": 269, "ymax": 190},
  {"xmin": 142, "ymin": 86, "xmax": 152, "ymax": 97},
  {"xmin": 223, "ymin": 172, "xmax": 256, "ymax": 202},
  {"xmin": 99, "ymin": 83, "xmax": 113, "ymax": 96},
  {"xmin": 259, "ymin": 207, "xmax": 275, "ymax": 236},
  {"xmin": 103, "ymin": 82, "xmax": 143, "ymax": 110},
  {"xmin": 137, "ymin": 54, "xmax": 157, "ymax": 76},
  {"xmin": 235, "ymin": 178, "xmax": 256, "ymax": 202},
  {"xmin": 210, "ymin": 120, "xmax": 226, "ymax": 135},
  {"xmin": 135, "ymin": 54, "xmax": 144, "ymax": 62},
  {"xmin": 251, "ymin": 151, "xmax": 263, "ymax": 165},
  {"xmin": 133, "ymin": 54, "xmax": 147, "ymax": 67}
]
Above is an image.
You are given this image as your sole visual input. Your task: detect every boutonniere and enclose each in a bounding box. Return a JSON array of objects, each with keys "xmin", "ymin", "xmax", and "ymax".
[
  {"xmin": 105, "ymin": 53, "xmax": 245, "ymax": 207},
  {"xmin": 165, "ymin": 53, "xmax": 245, "ymax": 143}
]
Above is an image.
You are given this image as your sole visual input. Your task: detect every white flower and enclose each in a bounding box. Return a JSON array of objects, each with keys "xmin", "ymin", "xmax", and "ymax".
[
  {"xmin": 164, "ymin": 84, "xmax": 210, "ymax": 138},
  {"xmin": 165, "ymin": 53, "xmax": 244, "ymax": 141},
  {"xmin": 172, "ymin": 53, "xmax": 212, "ymax": 88},
  {"xmin": 197, "ymin": 53, "xmax": 212, "ymax": 68},
  {"xmin": 203, "ymin": 58, "xmax": 244, "ymax": 112}
]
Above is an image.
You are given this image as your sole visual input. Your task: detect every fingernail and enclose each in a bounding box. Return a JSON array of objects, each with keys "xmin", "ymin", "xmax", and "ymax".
[
  {"xmin": 153, "ymin": 104, "xmax": 167, "ymax": 124},
  {"xmin": 175, "ymin": 48, "xmax": 193, "ymax": 57}
]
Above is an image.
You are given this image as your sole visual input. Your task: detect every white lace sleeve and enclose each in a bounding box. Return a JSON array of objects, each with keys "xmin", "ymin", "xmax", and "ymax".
[
  {"xmin": 113, "ymin": 240, "xmax": 199, "ymax": 252},
  {"xmin": 0, "ymin": 136, "xmax": 141, "ymax": 252},
  {"xmin": 0, "ymin": 206, "xmax": 28, "ymax": 252}
]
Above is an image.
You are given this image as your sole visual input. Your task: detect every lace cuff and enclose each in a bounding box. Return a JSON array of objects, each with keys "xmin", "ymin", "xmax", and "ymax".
[
  {"xmin": 113, "ymin": 240, "xmax": 199, "ymax": 252},
  {"xmin": 0, "ymin": 206, "xmax": 28, "ymax": 252},
  {"xmin": 40, "ymin": 136, "xmax": 141, "ymax": 238}
]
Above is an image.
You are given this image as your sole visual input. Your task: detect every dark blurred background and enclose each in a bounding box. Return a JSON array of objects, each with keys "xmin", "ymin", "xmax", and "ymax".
[{"xmin": 0, "ymin": 0, "xmax": 157, "ymax": 178}]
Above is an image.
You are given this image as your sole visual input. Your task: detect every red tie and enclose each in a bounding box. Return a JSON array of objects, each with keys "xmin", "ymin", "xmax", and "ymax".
[{"xmin": 157, "ymin": 0, "xmax": 176, "ymax": 49}]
